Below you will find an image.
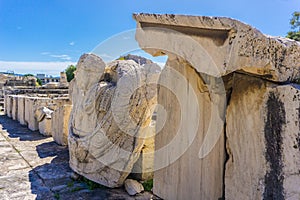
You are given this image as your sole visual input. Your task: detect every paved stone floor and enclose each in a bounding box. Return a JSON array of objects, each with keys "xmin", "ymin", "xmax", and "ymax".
[{"xmin": 0, "ymin": 114, "xmax": 157, "ymax": 200}]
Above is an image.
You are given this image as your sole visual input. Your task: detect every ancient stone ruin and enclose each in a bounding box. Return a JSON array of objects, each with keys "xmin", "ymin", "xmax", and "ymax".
[
  {"xmin": 4, "ymin": 76, "xmax": 72, "ymax": 146},
  {"xmin": 68, "ymin": 54, "xmax": 160, "ymax": 187},
  {"xmin": 133, "ymin": 13, "xmax": 300, "ymax": 200},
  {"xmin": 2, "ymin": 13, "xmax": 300, "ymax": 200}
]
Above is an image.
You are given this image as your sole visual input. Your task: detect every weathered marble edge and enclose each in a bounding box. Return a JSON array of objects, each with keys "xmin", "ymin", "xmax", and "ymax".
[
  {"xmin": 133, "ymin": 13, "xmax": 300, "ymax": 45},
  {"xmin": 133, "ymin": 13, "xmax": 256, "ymax": 32}
]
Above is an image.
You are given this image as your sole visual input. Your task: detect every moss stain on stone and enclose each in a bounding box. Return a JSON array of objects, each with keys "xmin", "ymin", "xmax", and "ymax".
[{"xmin": 263, "ymin": 92, "xmax": 285, "ymax": 200}]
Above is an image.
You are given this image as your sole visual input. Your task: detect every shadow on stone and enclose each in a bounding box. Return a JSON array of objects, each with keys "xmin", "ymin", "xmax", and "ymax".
[{"xmin": 0, "ymin": 114, "xmax": 45, "ymax": 141}]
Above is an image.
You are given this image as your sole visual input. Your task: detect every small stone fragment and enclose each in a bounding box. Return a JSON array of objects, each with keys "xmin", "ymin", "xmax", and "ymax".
[{"xmin": 124, "ymin": 179, "xmax": 144, "ymax": 196}]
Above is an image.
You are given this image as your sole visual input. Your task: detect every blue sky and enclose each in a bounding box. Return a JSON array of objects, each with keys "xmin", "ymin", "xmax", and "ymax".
[{"xmin": 0, "ymin": 0, "xmax": 298, "ymax": 75}]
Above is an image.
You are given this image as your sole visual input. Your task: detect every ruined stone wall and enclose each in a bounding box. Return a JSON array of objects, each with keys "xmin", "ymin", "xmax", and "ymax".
[
  {"xmin": 4, "ymin": 94, "xmax": 72, "ymax": 145},
  {"xmin": 134, "ymin": 13, "xmax": 300, "ymax": 200}
]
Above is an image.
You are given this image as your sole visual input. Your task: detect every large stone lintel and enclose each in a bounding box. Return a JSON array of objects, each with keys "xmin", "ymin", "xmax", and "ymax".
[{"xmin": 133, "ymin": 13, "xmax": 300, "ymax": 82}]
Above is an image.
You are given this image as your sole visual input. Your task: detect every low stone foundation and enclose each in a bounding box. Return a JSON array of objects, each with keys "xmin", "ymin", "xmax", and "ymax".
[{"xmin": 4, "ymin": 94, "xmax": 72, "ymax": 145}]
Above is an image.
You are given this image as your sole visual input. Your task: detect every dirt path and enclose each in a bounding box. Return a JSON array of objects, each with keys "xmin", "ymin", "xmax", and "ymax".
[{"xmin": 0, "ymin": 114, "xmax": 156, "ymax": 200}]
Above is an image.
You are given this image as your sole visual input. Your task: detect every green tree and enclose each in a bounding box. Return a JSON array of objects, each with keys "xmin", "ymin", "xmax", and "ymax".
[
  {"xmin": 65, "ymin": 65, "xmax": 76, "ymax": 82},
  {"xmin": 287, "ymin": 11, "xmax": 300, "ymax": 41}
]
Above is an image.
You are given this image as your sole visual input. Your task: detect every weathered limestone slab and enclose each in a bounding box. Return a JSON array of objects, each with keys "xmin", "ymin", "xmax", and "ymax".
[
  {"xmin": 131, "ymin": 123, "xmax": 155, "ymax": 181},
  {"xmin": 134, "ymin": 13, "xmax": 300, "ymax": 200},
  {"xmin": 134, "ymin": 13, "xmax": 300, "ymax": 83},
  {"xmin": 35, "ymin": 106, "xmax": 53, "ymax": 136},
  {"xmin": 17, "ymin": 96, "xmax": 27, "ymax": 125},
  {"xmin": 4, "ymin": 95, "xmax": 7, "ymax": 115},
  {"xmin": 52, "ymin": 105, "xmax": 72, "ymax": 146},
  {"xmin": 23, "ymin": 96, "xmax": 70, "ymax": 132},
  {"xmin": 12, "ymin": 96, "xmax": 18, "ymax": 121},
  {"xmin": 38, "ymin": 119, "xmax": 52, "ymax": 136},
  {"xmin": 24, "ymin": 97, "xmax": 39, "ymax": 131},
  {"xmin": 153, "ymin": 58, "xmax": 225, "ymax": 200},
  {"xmin": 5, "ymin": 95, "xmax": 13, "ymax": 118},
  {"xmin": 124, "ymin": 179, "xmax": 144, "ymax": 195},
  {"xmin": 59, "ymin": 72, "xmax": 69, "ymax": 87},
  {"xmin": 225, "ymin": 75, "xmax": 300, "ymax": 200},
  {"xmin": 68, "ymin": 54, "xmax": 160, "ymax": 188}
]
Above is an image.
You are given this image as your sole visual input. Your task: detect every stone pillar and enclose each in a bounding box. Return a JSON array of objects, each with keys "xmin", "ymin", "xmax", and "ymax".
[
  {"xmin": 38, "ymin": 118, "xmax": 52, "ymax": 136},
  {"xmin": 6, "ymin": 95, "xmax": 13, "ymax": 118},
  {"xmin": 59, "ymin": 72, "xmax": 69, "ymax": 87},
  {"xmin": 24, "ymin": 97, "xmax": 39, "ymax": 131},
  {"xmin": 12, "ymin": 96, "xmax": 18, "ymax": 121},
  {"xmin": 52, "ymin": 105, "xmax": 72, "ymax": 145},
  {"xmin": 131, "ymin": 123, "xmax": 155, "ymax": 181},
  {"xmin": 225, "ymin": 75, "xmax": 300, "ymax": 200},
  {"xmin": 133, "ymin": 13, "xmax": 300, "ymax": 200},
  {"xmin": 153, "ymin": 59, "xmax": 225, "ymax": 200},
  {"xmin": 17, "ymin": 96, "xmax": 27, "ymax": 125}
]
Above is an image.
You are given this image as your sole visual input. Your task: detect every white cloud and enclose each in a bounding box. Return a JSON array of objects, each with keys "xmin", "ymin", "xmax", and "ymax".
[
  {"xmin": 50, "ymin": 54, "xmax": 71, "ymax": 61},
  {"xmin": 69, "ymin": 41, "xmax": 75, "ymax": 46},
  {"xmin": 0, "ymin": 61, "xmax": 76, "ymax": 76},
  {"xmin": 40, "ymin": 52, "xmax": 50, "ymax": 55}
]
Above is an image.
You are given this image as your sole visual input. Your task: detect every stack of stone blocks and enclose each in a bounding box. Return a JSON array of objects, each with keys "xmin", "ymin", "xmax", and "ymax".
[{"xmin": 4, "ymin": 94, "xmax": 72, "ymax": 146}]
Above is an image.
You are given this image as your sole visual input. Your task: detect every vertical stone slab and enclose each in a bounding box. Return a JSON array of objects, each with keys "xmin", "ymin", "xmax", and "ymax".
[
  {"xmin": 17, "ymin": 96, "xmax": 27, "ymax": 125},
  {"xmin": 38, "ymin": 118, "xmax": 52, "ymax": 136},
  {"xmin": 12, "ymin": 96, "xmax": 18, "ymax": 120},
  {"xmin": 225, "ymin": 75, "xmax": 300, "ymax": 200},
  {"xmin": 52, "ymin": 105, "xmax": 72, "ymax": 145},
  {"xmin": 6, "ymin": 95, "xmax": 13, "ymax": 118},
  {"xmin": 153, "ymin": 58, "xmax": 225, "ymax": 200},
  {"xmin": 4, "ymin": 94, "xmax": 7, "ymax": 115},
  {"xmin": 132, "ymin": 124, "xmax": 155, "ymax": 180},
  {"xmin": 24, "ymin": 97, "xmax": 39, "ymax": 131}
]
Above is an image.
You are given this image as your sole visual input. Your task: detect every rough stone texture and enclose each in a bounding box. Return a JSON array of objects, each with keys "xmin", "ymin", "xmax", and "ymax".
[
  {"xmin": 5, "ymin": 95, "xmax": 13, "ymax": 118},
  {"xmin": 0, "ymin": 113, "xmax": 158, "ymax": 200},
  {"xmin": 59, "ymin": 72, "xmax": 69, "ymax": 87},
  {"xmin": 23, "ymin": 96, "xmax": 70, "ymax": 133},
  {"xmin": 124, "ymin": 179, "xmax": 144, "ymax": 195},
  {"xmin": 68, "ymin": 54, "xmax": 160, "ymax": 188},
  {"xmin": 12, "ymin": 95, "xmax": 18, "ymax": 121},
  {"xmin": 134, "ymin": 13, "xmax": 300, "ymax": 200},
  {"xmin": 134, "ymin": 13, "xmax": 300, "ymax": 83},
  {"xmin": 225, "ymin": 74, "xmax": 300, "ymax": 200},
  {"xmin": 131, "ymin": 123, "xmax": 155, "ymax": 181},
  {"xmin": 52, "ymin": 105, "xmax": 72, "ymax": 146},
  {"xmin": 38, "ymin": 118, "xmax": 52, "ymax": 136},
  {"xmin": 35, "ymin": 106, "xmax": 54, "ymax": 136},
  {"xmin": 17, "ymin": 95, "xmax": 27, "ymax": 125},
  {"xmin": 153, "ymin": 58, "xmax": 225, "ymax": 200},
  {"xmin": 24, "ymin": 97, "xmax": 39, "ymax": 131}
]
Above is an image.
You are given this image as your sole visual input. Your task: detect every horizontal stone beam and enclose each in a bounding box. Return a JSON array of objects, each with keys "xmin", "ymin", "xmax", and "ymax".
[{"xmin": 133, "ymin": 13, "xmax": 300, "ymax": 82}]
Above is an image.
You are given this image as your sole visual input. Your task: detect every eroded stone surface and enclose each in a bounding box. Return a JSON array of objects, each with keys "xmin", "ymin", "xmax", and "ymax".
[
  {"xmin": 134, "ymin": 13, "xmax": 300, "ymax": 200},
  {"xmin": 52, "ymin": 105, "xmax": 72, "ymax": 146},
  {"xmin": 12, "ymin": 95, "xmax": 18, "ymax": 121},
  {"xmin": 25, "ymin": 97, "xmax": 39, "ymax": 131},
  {"xmin": 134, "ymin": 13, "xmax": 300, "ymax": 83},
  {"xmin": 124, "ymin": 179, "xmax": 144, "ymax": 196},
  {"xmin": 225, "ymin": 75, "xmax": 300, "ymax": 200},
  {"xmin": 5, "ymin": 95, "xmax": 13, "ymax": 118},
  {"xmin": 152, "ymin": 58, "xmax": 225, "ymax": 200},
  {"xmin": 68, "ymin": 54, "xmax": 160, "ymax": 188},
  {"xmin": 17, "ymin": 95, "xmax": 27, "ymax": 125},
  {"xmin": 131, "ymin": 123, "xmax": 155, "ymax": 181}
]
